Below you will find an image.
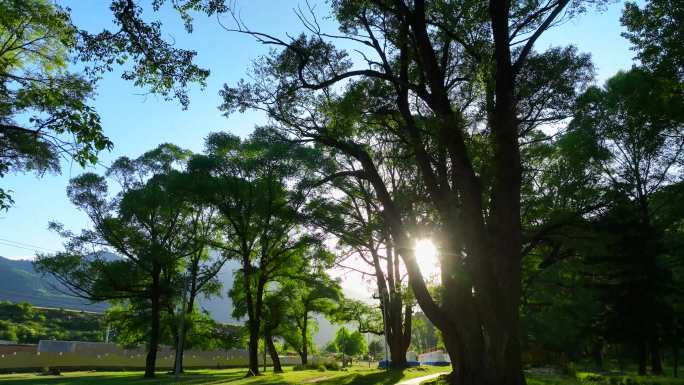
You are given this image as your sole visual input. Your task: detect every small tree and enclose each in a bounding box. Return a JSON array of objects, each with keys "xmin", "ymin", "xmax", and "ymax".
[
  {"xmin": 324, "ymin": 340, "xmax": 338, "ymax": 354},
  {"xmin": 279, "ymin": 269, "xmax": 340, "ymax": 365},
  {"xmin": 335, "ymin": 326, "xmax": 367, "ymax": 367},
  {"xmin": 368, "ymin": 340, "xmax": 384, "ymax": 361}
]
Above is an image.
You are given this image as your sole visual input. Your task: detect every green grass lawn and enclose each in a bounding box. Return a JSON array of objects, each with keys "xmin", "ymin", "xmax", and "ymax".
[
  {"xmin": 422, "ymin": 370, "xmax": 684, "ymax": 385},
  {"xmin": 0, "ymin": 365, "xmax": 448, "ymax": 385},
  {"xmin": 5, "ymin": 365, "xmax": 684, "ymax": 385}
]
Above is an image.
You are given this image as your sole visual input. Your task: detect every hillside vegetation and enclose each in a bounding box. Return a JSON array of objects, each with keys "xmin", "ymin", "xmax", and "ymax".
[{"xmin": 0, "ymin": 301, "xmax": 104, "ymax": 344}]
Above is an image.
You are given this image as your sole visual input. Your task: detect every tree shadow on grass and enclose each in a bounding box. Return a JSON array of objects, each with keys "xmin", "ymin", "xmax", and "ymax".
[
  {"xmin": 0, "ymin": 370, "xmax": 248, "ymax": 385},
  {"xmin": 315, "ymin": 369, "xmax": 407, "ymax": 385}
]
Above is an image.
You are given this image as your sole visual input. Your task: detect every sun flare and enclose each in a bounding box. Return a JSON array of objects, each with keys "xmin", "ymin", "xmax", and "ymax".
[{"xmin": 414, "ymin": 238, "xmax": 440, "ymax": 281}]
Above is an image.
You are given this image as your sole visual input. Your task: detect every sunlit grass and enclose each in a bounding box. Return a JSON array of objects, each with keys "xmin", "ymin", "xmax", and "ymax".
[
  {"xmin": 423, "ymin": 370, "xmax": 684, "ymax": 385},
  {"xmin": 0, "ymin": 365, "xmax": 448, "ymax": 385}
]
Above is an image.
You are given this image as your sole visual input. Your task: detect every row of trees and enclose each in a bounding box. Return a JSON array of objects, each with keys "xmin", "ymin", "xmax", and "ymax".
[
  {"xmin": 35, "ymin": 129, "xmax": 344, "ymax": 377},
  {"xmin": 519, "ymin": 0, "xmax": 684, "ymax": 376},
  {"xmin": 1, "ymin": 2, "xmax": 409, "ymax": 372},
  {"xmin": 520, "ymin": 65, "xmax": 684, "ymax": 375},
  {"xmin": 218, "ymin": 1, "xmax": 684, "ymax": 384},
  {"xmin": 5, "ymin": 0, "xmax": 682, "ymax": 384}
]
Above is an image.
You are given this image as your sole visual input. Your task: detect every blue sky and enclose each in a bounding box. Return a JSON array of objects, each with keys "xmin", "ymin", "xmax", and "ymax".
[{"xmin": 0, "ymin": 0, "xmax": 638, "ymax": 259}]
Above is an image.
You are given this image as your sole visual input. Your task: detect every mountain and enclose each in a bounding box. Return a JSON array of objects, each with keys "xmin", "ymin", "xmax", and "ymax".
[
  {"xmin": 0, "ymin": 256, "xmax": 108, "ymax": 312},
  {"xmin": 197, "ymin": 259, "xmax": 339, "ymax": 345},
  {"xmin": 196, "ymin": 259, "xmax": 238, "ymax": 323},
  {"xmin": 0, "ymin": 255, "xmax": 237, "ymax": 317},
  {"xmin": 0, "ymin": 256, "xmax": 342, "ymax": 345}
]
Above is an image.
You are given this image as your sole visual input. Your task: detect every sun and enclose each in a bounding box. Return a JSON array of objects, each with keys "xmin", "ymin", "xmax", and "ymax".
[{"xmin": 414, "ymin": 238, "xmax": 440, "ymax": 281}]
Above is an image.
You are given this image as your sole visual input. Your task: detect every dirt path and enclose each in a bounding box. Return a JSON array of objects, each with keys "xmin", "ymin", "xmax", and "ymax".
[{"xmin": 396, "ymin": 372, "xmax": 447, "ymax": 385}]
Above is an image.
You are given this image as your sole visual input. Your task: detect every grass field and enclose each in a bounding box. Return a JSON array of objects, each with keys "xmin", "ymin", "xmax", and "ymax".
[
  {"xmin": 422, "ymin": 370, "xmax": 684, "ymax": 385},
  {"xmin": 0, "ymin": 365, "xmax": 448, "ymax": 385},
  {"xmin": 4, "ymin": 365, "xmax": 684, "ymax": 385}
]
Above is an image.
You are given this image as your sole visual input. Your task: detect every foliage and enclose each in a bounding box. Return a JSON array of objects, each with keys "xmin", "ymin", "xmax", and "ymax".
[
  {"xmin": 76, "ymin": 0, "xmax": 210, "ymax": 109},
  {"xmin": 277, "ymin": 270, "xmax": 341, "ymax": 364},
  {"xmin": 186, "ymin": 127, "xmax": 329, "ymax": 374},
  {"xmin": 0, "ymin": 301, "xmax": 104, "ymax": 344},
  {"xmin": 334, "ymin": 327, "xmax": 367, "ymax": 359},
  {"xmin": 622, "ymin": 0, "xmax": 684, "ymax": 81},
  {"xmin": 333, "ymin": 299, "xmax": 384, "ymax": 335},
  {"xmin": 33, "ymin": 144, "xmax": 214, "ymax": 378},
  {"xmin": 411, "ymin": 313, "xmax": 440, "ymax": 354},
  {"xmin": 0, "ymin": 0, "xmax": 112, "ymax": 210},
  {"xmin": 324, "ymin": 340, "xmax": 338, "ymax": 354},
  {"xmin": 217, "ymin": 0, "xmax": 604, "ymax": 381}
]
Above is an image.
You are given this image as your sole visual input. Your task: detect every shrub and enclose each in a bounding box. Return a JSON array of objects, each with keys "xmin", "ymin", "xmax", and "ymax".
[
  {"xmin": 583, "ymin": 373, "xmax": 604, "ymax": 382},
  {"xmin": 324, "ymin": 361, "xmax": 340, "ymax": 371},
  {"xmin": 38, "ymin": 367, "xmax": 61, "ymax": 376},
  {"xmin": 293, "ymin": 363, "xmax": 322, "ymax": 371}
]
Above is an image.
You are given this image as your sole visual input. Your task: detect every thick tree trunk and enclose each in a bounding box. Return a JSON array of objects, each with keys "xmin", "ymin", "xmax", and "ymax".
[
  {"xmin": 369, "ymin": 235, "xmax": 410, "ymax": 369},
  {"xmin": 145, "ymin": 271, "xmax": 162, "ymax": 378},
  {"xmin": 593, "ymin": 340, "xmax": 604, "ymax": 369},
  {"xmin": 170, "ymin": 321, "xmax": 181, "ymax": 373},
  {"xmin": 173, "ymin": 294, "xmax": 195, "ymax": 374},
  {"xmin": 178, "ymin": 341, "xmax": 185, "ymax": 373},
  {"xmin": 247, "ymin": 322, "xmax": 260, "ymax": 376},
  {"xmin": 674, "ymin": 344, "xmax": 679, "ymax": 378},
  {"xmin": 441, "ymin": 308, "xmax": 524, "ymax": 385},
  {"xmin": 651, "ymin": 338, "xmax": 663, "ymax": 375},
  {"xmin": 638, "ymin": 340, "xmax": 648, "ymax": 375},
  {"xmin": 389, "ymin": 334, "xmax": 408, "ymax": 368},
  {"xmin": 266, "ymin": 331, "xmax": 282, "ymax": 373},
  {"xmin": 617, "ymin": 345, "xmax": 624, "ymax": 372},
  {"xmin": 387, "ymin": 302, "xmax": 411, "ymax": 368},
  {"xmin": 301, "ymin": 315, "xmax": 308, "ymax": 365}
]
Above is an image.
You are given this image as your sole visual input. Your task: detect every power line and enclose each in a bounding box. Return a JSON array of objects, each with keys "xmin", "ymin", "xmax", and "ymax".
[
  {"xmin": 0, "ymin": 237, "xmax": 58, "ymax": 251},
  {"xmin": 0, "ymin": 241, "xmax": 40, "ymax": 253},
  {"xmin": 0, "ymin": 238, "xmax": 59, "ymax": 253},
  {"xmin": 0, "ymin": 238, "xmax": 57, "ymax": 252}
]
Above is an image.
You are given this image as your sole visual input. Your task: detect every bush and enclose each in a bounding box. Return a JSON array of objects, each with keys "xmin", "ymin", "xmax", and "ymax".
[
  {"xmin": 293, "ymin": 363, "xmax": 323, "ymax": 371},
  {"xmin": 324, "ymin": 361, "xmax": 341, "ymax": 371},
  {"xmin": 38, "ymin": 367, "xmax": 61, "ymax": 376},
  {"xmin": 583, "ymin": 373, "xmax": 604, "ymax": 381}
]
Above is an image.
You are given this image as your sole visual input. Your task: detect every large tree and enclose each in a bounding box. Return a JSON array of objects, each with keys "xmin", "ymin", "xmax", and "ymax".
[
  {"xmin": 308, "ymin": 165, "xmax": 417, "ymax": 368},
  {"xmin": 219, "ymin": 2, "xmax": 598, "ymax": 384},
  {"xmin": 565, "ymin": 68, "xmax": 683, "ymax": 374},
  {"xmin": 188, "ymin": 128, "xmax": 325, "ymax": 375},
  {"xmin": 34, "ymin": 144, "xmax": 210, "ymax": 378}
]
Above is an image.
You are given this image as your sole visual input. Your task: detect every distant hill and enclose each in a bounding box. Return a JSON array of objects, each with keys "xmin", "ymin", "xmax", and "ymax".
[
  {"xmin": 0, "ymin": 256, "xmax": 108, "ymax": 312},
  {"xmin": 0, "ymin": 255, "xmax": 346, "ymax": 345}
]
